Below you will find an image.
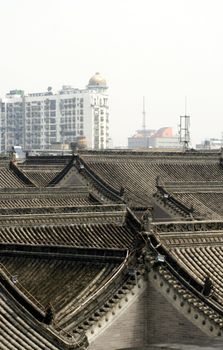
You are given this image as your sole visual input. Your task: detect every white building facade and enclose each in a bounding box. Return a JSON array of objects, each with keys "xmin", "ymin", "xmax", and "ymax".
[{"xmin": 0, "ymin": 73, "xmax": 109, "ymax": 152}]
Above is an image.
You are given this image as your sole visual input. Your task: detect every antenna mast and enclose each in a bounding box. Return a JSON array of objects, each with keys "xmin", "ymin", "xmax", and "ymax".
[
  {"xmin": 142, "ymin": 96, "xmax": 146, "ymax": 133},
  {"xmin": 179, "ymin": 97, "xmax": 191, "ymax": 150}
]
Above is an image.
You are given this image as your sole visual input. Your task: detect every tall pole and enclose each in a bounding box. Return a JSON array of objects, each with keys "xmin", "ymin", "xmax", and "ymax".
[{"xmin": 142, "ymin": 96, "xmax": 146, "ymax": 132}]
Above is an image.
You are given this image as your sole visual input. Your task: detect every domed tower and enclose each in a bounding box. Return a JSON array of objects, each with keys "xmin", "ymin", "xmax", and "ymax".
[
  {"xmin": 87, "ymin": 72, "xmax": 108, "ymax": 91},
  {"xmin": 86, "ymin": 72, "xmax": 109, "ymax": 150}
]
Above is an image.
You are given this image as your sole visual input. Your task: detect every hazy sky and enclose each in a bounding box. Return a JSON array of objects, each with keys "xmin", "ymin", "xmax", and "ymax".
[{"xmin": 0, "ymin": 0, "xmax": 223, "ymax": 146}]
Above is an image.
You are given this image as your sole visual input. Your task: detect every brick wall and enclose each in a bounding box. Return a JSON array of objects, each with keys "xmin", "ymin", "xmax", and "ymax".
[{"xmin": 88, "ymin": 281, "xmax": 219, "ymax": 350}]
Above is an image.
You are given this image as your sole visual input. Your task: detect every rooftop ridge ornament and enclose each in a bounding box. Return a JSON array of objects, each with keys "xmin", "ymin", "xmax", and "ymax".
[{"xmin": 220, "ymin": 147, "xmax": 223, "ymax": 162}]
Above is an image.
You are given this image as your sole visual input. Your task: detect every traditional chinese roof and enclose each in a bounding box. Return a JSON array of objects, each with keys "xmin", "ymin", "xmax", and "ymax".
[{"xmin": 2, "ymin": 149, "xmax": 223, "ymax": 348}]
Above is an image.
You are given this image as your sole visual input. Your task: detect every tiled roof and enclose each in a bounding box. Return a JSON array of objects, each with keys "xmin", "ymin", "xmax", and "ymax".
[{"xmin": 2, "ymin": 150, "xmax": 223, "ymax": 347}]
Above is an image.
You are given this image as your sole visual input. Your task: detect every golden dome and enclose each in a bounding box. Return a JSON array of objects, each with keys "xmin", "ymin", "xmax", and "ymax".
[{"xmin": 88, "ymin": 72, "xmax": 107, "ymax": 87}]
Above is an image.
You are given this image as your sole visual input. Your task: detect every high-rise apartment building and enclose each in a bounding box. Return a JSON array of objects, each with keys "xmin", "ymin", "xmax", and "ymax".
[{"xmin": 0, "ymin": 72, "xmax": 109, "ymax": 152}]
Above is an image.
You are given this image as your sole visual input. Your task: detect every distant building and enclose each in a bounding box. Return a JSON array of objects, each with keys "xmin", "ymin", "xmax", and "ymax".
[
  {"xmin": 128, "ymin": 127, "xmax": 181, "ymax": 149},
  {"xmin": 0, "ymin": 72, "xmax": 109, "ymax": 152},
  {"xmin": 149, "ymin": 127, "xmax": 181, "ymax": 148},
  {"xmin": 0, "ymin": 90, "xmax": 25, "ymax": 152},
  {"xmin": 128, "ymin": 129, "xmax": 156, "ymax": 149},
  {"xmin": 196, "ymin": 137, "xmax": 223, "ymax": 150}
]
